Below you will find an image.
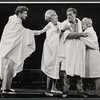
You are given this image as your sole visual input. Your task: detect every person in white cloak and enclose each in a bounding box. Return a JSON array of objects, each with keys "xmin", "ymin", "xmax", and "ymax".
[
  {"xmin": 80, "ymin": 17, "xmax": 100, "ymax": 96},
  {"xmin": 0, "ymin": 6, "xmax": 36, "ymax": 94},
  {"xmin": 60, "ymin": 8, "xmax": 88, "ymax": 97},
  {"xmin": 35, "ymin": 9, "xmax": 64, "ymax": 96}
]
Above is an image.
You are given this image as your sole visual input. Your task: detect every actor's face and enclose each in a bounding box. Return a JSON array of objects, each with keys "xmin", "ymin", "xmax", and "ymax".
[
  {"xmin": 20, "ymin": 11, "xmax": 28, "ymax": 20},
  {"xmin": 51, "ymin": 12, "xmax": 58, "ymax": 24},
  {"xmin": 67, "ymin": 11, "xmax": 76, "ymax": 22},
  {"xmin": 81, "ymin": 21, "xmax": 88, "ymax": 31}
]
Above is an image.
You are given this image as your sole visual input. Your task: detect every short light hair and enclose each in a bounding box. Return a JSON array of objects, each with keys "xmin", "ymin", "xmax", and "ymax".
[
  {"xmin": 45, "ymin": 9, "xmax": 56, "ymax": 22},
  {"xmin": 82, "ymin": 17, "xmax": 93, "ymax": 27},
  {"xmin": 66, "ymin": 7, "xmax": 77, "ymax": 15},
  {"xmin": 15, "ymin": 6, "xmax": 29, "ymax": 15}
]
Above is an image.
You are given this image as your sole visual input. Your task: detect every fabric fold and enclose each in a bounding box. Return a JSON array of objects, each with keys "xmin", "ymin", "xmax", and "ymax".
[
  {"xmin": 61, "ymin": 18, "xmax": 86, "ymax": 77},
  {"xmin": 0, "ymin": 14, "xmax": 36, "ymax": 79},
  {"xmin": 80, "ymin": 27, "xmax": 100, "ymax": 78}
]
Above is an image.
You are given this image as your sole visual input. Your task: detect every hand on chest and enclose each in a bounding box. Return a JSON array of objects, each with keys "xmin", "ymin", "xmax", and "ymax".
[{"xmin": 71, "ymin": 22, "xmax": 78, "ymax": 32}]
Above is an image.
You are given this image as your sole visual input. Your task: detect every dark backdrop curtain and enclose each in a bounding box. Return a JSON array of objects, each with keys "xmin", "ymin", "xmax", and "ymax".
[{"xmin": 0, "ymin": 3, "xmax": 100, "ymax": 69}]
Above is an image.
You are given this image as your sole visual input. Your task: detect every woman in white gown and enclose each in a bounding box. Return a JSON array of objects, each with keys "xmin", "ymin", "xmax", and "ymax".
[
  {"xmin": 36, "ymin": 9, "xmax": 63, "ymax": 96},
  {"xmin": 80, "ymin": 17, "xmax": 100, "ymax": 96}
]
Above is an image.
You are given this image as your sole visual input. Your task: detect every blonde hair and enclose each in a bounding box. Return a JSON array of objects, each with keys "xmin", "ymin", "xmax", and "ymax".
[
  {"xmin": 82, "ymin": 17, "xmax": 93, "ymax": 27},
  {"xmin": 45, "ymin": 9, "xmax": 56, "ymax": 22}
]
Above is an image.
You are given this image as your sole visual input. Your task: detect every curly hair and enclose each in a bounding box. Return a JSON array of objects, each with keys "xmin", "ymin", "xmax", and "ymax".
[
  {"xmin": 66, "ymin": 7, "xmax": 77, "ymax": 16},
  {"xmin": 15, "ymin": 6, "xmax": 29, "ymax": 15},
  {"xmin": 82, "ymin": 17, "xmax": 93, "ymax": 27},
  {"xmin": 45, "ymin": 9, "xmax": 56, "ymax": 22}
]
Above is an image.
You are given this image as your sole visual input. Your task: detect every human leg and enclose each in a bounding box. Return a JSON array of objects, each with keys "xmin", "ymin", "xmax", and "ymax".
[
  {"xmin": 51, "ymin": 79, "xmax": 62, "ymax": 94},
  {"xmin": 62, "ymin": 71, "xmax": 70, "ymax": 97},
  {"xmin": 45, "ymin": 76, "xmax": 53, "ymax": 96},
  {"xmin": 94, "ymin": 78, "xmax": 100, "ymax": 96},
  {"xmin": 76, "ymin": 76, "xmax": 83, "ymax": 93},
  {"xmin": 51, "ymin": 79, "xmax": 57, "ymax": 90},
  {"xmin": 2, "ymin": 58, "xmax": 16, "ymax": 94},
  {"xmin": 2, "ymin": 58, "xmax": 14, "ymax": 90},
  {"xmin": 76, "ymin": 76, "xmax": 87, "ymax": 97}
]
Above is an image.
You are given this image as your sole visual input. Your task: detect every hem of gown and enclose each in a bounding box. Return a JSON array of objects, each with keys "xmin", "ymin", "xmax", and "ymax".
[
  {"xmin": 82, "ymin": 76, "xmax": 100, "ymax": 78},
  {"xmin": 66, "ymin": 73, "xmax": 83, "ymax": 77},
  {"xmin": 41, "ymin": 69, "xmax": 59, "ymax": 79}
]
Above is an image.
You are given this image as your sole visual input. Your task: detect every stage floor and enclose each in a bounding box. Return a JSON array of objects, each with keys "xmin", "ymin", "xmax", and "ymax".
[{"xmin": 0, "ymin": 89, "xmax": 99, "ymax": 98}]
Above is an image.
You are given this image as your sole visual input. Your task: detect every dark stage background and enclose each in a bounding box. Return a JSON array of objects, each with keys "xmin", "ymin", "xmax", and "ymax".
[{"xmin": 0, "ymin": 3, "xmax": 100, "ymax": 70}]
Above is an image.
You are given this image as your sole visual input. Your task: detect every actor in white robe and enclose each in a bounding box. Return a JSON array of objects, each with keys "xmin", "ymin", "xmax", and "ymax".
[
  {"xmin": 36, "ymin": 9, "xmax": 64, "ymax": 96},
  {"xmin": 41, "ymin": 21, "xmax": 61, "ymax": 79},
  {"xmin": 61, "ymin": 19, "xmax": 86, "ymax": 77},
  {"xmin": 0, "ymin": 6, "xmax": 36, "ymax": 94},
  {"xmin": 81, "ymin": 17, "xmax": 100, "ymax": 96},
  {"xmin": 60, "ymin": 8, "xmax": 87, "ymax": 98},
  {"xmin": 80, "ymin": 18, "xmax": 100, "ymax": 78}
]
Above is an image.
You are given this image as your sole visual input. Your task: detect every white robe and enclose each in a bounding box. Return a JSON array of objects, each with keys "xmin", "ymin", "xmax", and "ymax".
[
  {"xmin": 61, "ymin": 18, "xmax": 86, "ymax": 77},
  {"xmin": 41, "ymin": 22, "xmax": 64, "ymax": 79},
  {"xmin": 80, "ymin": 27, "xmax": 100, "ymax": 78},
  {"xmin": 0, "ymin": 14, "xmax": 36, "ymax": 79}
]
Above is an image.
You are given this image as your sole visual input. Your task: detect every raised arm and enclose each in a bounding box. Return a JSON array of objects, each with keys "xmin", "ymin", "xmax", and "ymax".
[
  {"xmin": 66, "ymin": 32, "xmax": 89, "ymax": 39},
  {"xmin": 35, "ymin": 24, "xmax": 50, "ymax": 35},
  {"xmin": 60, "ymin": 24, "xmax": 71, "ymax": 38}
]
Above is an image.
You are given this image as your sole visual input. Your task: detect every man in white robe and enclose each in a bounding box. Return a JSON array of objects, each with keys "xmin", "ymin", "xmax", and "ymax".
[
  {"xmin": 60, "ymin": 8, "xmax": 87, "ymax": 97},
  {"xmin": 0, "ymin": 6, "xmax": 36, "ymax": 94}
]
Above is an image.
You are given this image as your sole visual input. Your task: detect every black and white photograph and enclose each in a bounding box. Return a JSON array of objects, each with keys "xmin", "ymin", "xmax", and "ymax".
[{"xmin": 0, "ymin": 2, "xmax": 100, "ymax": 99}]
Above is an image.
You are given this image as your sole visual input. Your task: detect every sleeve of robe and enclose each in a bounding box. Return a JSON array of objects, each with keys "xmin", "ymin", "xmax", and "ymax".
[{"xmin": 80, "ymin": 27, "xmax": 99, "ymax": 50}]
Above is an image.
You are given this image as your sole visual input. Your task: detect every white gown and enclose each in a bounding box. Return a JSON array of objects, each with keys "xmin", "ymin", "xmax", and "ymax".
[
  {"xmin": 81, "ymin": 27, "xmax": 100, "ymax": 78},
  {"xmin": 41, "ymin": 22, "xmax": 62, "ymax": 79}
]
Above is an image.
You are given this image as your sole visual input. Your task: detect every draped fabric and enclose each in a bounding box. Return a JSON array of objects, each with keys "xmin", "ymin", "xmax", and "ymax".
[
  {"xmin": 0, "ymin": 14, "xmax": 36, "ymax": 79},
  {"xmin": 81, "ymin": 27, "xmax": 100, "ymax": 78},
  {"xmin": 61, "ymin": 18, "xmax": 86, "ymax": 77},
  {"xmin": 41, "ymin": 22, "xmax": 64, "ymax": 79}
]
